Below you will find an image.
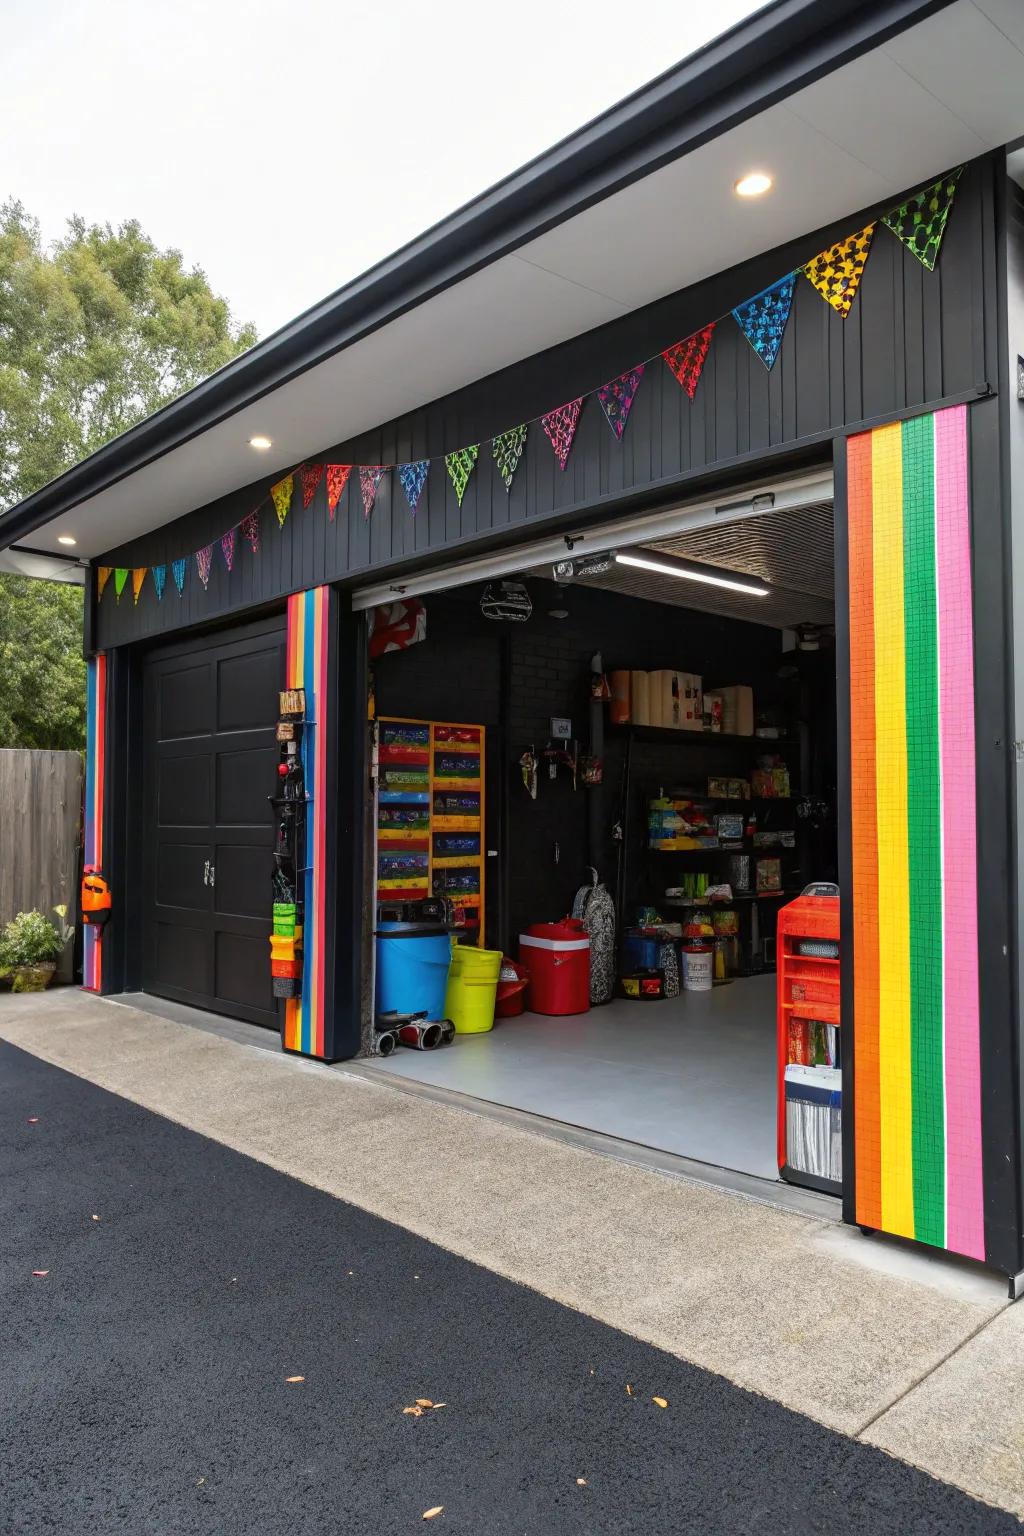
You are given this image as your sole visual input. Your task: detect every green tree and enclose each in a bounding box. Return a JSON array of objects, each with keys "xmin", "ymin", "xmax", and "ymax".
[{"xmin": 0, "ymin": 201, "xmax": 257, "ymax": 749}]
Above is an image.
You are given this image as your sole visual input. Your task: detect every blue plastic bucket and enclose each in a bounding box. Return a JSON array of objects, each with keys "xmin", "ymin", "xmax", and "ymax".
[{"xmin": 375, "ymin": 922, "xmax": 452, "ymax": 1019}]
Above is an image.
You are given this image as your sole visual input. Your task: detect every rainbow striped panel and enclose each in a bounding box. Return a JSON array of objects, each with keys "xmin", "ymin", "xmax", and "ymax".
[
  {"xmin": 82, "ymin": 653, "xmax": 107, "ymax": 992},
  {"xmin": 848, "ymin": 404, "xmax": 984, "ymax": 1260},
  {"xmin": 281, "ymin": 588, "xmax": 330, "ymax": 1059}
]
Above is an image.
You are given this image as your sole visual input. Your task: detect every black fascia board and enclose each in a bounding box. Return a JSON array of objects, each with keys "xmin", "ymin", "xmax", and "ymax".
[{"xmin": 0, "ymin": 0, "xmax": 953, "ymax": 552}]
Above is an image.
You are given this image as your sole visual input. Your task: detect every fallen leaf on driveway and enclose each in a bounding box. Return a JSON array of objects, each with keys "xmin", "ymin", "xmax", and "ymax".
[
  {"xmin": 432, "ymin": 1403, "xmax": 446, "ymax": 1410},
  {"xmin": 576, "ymin": 1478, "xmax": 587, "ymax": 1486},
  {"xmin": 416, "ymin": 1399, "xmax": 433, "ymax": 1407},
  {"xmin": 91, "ymin": 1214, "xmax": 100, "ymax": 1222},
  {"xmin": 625, "ymin": 1384, "xmax": 633, "ymax": 1396},
  {"xmin": 32, "ymin": 1270, "xmax": 48, "ymax": 1278},
  {"xmin": 652, "ymin": 1397, "xmax": 668, "ymax": 1409},
  {"xmin": 27, "ymin": 1117, "xmax": 38, "ymax": 1125},
  {"xmin": 422, "ymin": 1508, "xmax": 443, "ymax": 1521},
  {"xmin": 285, "ymin": 1375, "xmax": 305, "ymax": 1384},
  {"xmin": 403, "ymin": 1406, "xmax": 423, "ymax": 1417}
]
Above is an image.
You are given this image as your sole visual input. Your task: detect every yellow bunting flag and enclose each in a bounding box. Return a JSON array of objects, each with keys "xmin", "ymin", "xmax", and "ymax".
[
  {"xmin": 803, "ymin": 223, "xmax": 875, "ymax": 318},
  {"xmin": 97, "ymin": 567, "xmax": 112, "ymax": 601},
  {"xmin": 131, "ymin": 567, "xmax": 147, "ymax": 605},
  {"xmin": 271, "ymin": 475, "xmax": 295, "ymax": 528}
]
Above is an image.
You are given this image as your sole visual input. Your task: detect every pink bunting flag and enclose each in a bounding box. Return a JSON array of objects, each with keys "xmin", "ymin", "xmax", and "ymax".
[
  {"xmin": 301, "ymin": 464, "xmax": 325, "ymax": 509},
  {"xmin": 196, "ymin": 545, "xmax": 213, "ymax": 589},
  {"xmin": 220, "ymin": 529, "xmax": 236, "ymax": 572},
  {"xmin": 540, "ymin": 399, "xmax": 583, "ymax": 471},
  {"xmin": 241, "ymin": 510, "xmax": 261, "ymax": 554},
  {"xmin": 662, "ymin": 323, "xmax": 716, "ymax": 400},
  {"xmin": 360, "ymin": 465, "xmax": 386, "ymax": 519},
  {"xmin": 326, "ymin": 464, "xmax": 352, "ymax": 519},
  {"xmin": 597, "ymin": 365, "xmax": 645, "ymax": 440}
]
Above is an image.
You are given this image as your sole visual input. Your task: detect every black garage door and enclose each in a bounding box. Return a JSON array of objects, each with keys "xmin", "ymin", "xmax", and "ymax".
[{"xmin": 142, "ymin": 618, "xmax": 286, "ymax": 1027}]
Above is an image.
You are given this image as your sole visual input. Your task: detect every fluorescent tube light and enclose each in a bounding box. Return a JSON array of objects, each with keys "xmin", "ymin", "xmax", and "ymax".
[{"xmin": 614, "ymin": 550, "xmax": 770, "ymax": 597}]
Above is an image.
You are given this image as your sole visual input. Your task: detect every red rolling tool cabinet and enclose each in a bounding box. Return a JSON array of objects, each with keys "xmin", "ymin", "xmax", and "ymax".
[{"xmin": 776, "ymin": 884, "xmax": 841, "ymax": 1195}]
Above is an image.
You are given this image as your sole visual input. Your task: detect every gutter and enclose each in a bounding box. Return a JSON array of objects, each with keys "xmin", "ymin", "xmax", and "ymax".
[{"xmin": 0, "ymin": 0, "xmax": 953, "ymax": 553}]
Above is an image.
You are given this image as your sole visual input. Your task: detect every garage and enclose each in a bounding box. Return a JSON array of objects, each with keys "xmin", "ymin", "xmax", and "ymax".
[{"xmin": 141, "ymin": 617, "xmax": 286, "ymax": 1027}]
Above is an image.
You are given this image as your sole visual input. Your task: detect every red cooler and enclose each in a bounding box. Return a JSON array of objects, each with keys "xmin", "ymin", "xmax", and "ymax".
[{"xmin": 519, "ymin": 919, "xmax": 590, "ymax": 1015}]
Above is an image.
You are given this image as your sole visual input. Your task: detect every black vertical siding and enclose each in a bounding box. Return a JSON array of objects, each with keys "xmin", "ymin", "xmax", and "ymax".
[{"xmin": 95, "ymin": 157, "xmax": 996, "ymax": 651}]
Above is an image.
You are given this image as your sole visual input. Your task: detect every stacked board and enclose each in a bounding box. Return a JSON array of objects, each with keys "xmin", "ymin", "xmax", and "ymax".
[{"xmin": 377, "ymin": 717, "xmax": 485, "ymax": 942}]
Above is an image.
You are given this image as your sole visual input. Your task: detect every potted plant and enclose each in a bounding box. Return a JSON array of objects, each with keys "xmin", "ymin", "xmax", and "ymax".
[{"xmin": 0, "ymin": 908, "xmax": 71, "ymax": 993}]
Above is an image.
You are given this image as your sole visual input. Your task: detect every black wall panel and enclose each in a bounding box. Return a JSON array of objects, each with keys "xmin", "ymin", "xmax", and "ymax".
[{"xmin": 94, "ymin": 158, "xmax": 997, "ymax": 652}]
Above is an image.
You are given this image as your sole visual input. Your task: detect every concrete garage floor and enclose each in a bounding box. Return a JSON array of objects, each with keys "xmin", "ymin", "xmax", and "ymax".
[{"xmin": 369, "ymin": 975, "xmax": 781, "ymax": 1181}]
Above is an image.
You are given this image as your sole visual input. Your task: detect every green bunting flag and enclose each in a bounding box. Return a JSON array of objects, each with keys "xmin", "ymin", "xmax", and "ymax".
[
  {"xmin": 445, "ymin": 445, "xmax": 479, "ymax": 507},
  {"xmin": 492, "ymin": 425, "xmax": 527, "ymax": 492},
  {"xmin": 882, "ymin": 168, "xmax": 962, "ymax": 272},
  {"xmin": 114, "ymin": 568, "xmax": 128, "ymax": 601}
]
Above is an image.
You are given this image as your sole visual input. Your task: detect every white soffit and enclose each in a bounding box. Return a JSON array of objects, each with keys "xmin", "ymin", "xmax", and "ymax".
[{"xmin": 32, "ymin": 0, "xmax": 1024, "ymax": 561}]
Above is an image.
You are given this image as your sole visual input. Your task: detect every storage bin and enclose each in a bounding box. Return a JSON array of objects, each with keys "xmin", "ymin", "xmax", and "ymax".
[
  {"xmin": 445, "ymin": 943, "xmax": 502, "ymax": 1032},
  {"xmin": 519, "ymin": 920, "xmax": 590, "ymax": 1015},
  {"xmin": 375, "ymin": 922, "xmax": 452, "ymax": 1020}
]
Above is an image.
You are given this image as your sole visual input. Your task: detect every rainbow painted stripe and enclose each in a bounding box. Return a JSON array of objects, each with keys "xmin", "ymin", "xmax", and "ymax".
[
  {"xmin": 282, "ymin": 588, "xmax": 329, "ymax": 1057},
  {"xmin": 848, "ymin": 404, "xmax": 984, "ymax": 1260},
  {"xmin": 82, "ymin": 653, "xmax": 107, "ymax": 992}
]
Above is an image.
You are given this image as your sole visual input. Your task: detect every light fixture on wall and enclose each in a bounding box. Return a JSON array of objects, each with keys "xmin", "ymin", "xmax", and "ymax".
[
  {"xmin": 734, "ymin": 171, "xmax": 773, "ymax": 198},
  {"xmin": 249, "ymin": 435, "xmax": 273, "ymax": 450},
  {"xmin": 615, "ymin": 549, "xmax": 770, "ymax": 597}
]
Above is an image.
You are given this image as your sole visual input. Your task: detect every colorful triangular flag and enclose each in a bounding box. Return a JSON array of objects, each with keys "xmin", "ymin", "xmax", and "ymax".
[
  {"xmin": 492, "ymin": 425, "xmax": 527, "ymax": 492},
  {"xmin": 541, "ymin": 399, "xmax": 583, "ymax": 470},
  {"xmin": 220, "ymin": 529, "xmax": 236, "ymax": 572},
  {"xmin": 326, "ymin": 464, "xmax": 352, "ymax": 519},
  {"xmin": 152, "ymin": 564, "xmax": 167, "ymax": 602},
  {"xmin": 803, "ymin": 224, "xmax": 876, "ymax": 317},
  {"xmin": 241, "ymin": 510, "xmax": 260, "ymax": 554},
  {"xmin": 882, "ymin": 167, "xmax": 962, "ymax": 272},
  {"xmin": 597, "ymin": 365, "xmax": 645, "ymax": 440},
  {"xmin": 398, "ymin": 460, "xmax": 429, "ymax": 515},
  {"xmin": 360, "ymin": 466, "xmax": 386, "ymax": 519},
  {"xmin": 131, "ymin": 567, "xmax": 147, "ymax": 605},
  {"xmin": 114, "ymin": 568, "xmax": 128, "ymax": 601},
  {"xmin": 96, "ymin": 567, "xmax": 112, "ymax": 601},
  {"xmin": 445, "ymin": 446, "xmax": 478, "ymax": 508},
  {"xmin": 196, "ymin": 545, "xmax": 213, "ymax": 589},
  {"xmin": 733, "ymin": 273, "xmax": 796, "ymax": 370},
  {"xmin": 271, "ymin": 474, "xmax": 294, "ymax": 528},
  {"xmin": 662, "ymin": 324, "xmax": 715, "ymax": 400},
  {"xmin": 172, "ymin": 558, "xmax": 187, "ymax": 596},
  {"xmin": 301, "ymin": 463, "xmax": 325, "ymax": 509}
]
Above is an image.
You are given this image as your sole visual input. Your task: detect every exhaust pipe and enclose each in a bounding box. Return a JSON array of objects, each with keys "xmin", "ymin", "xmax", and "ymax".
[
  {"xmin": 374, "ymin": 1029, "xmax": 398, "ymax": 1057},
  {"xmin": 397, "ymin": 1021, "xmax": 443, "ymax": 1051},
  {"xmin": 436, "ymin": 1019, "xmax": 455, "ymax": 1045}
]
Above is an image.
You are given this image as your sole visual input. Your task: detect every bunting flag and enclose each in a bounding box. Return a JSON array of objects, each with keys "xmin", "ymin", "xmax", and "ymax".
[
  {"xmin": 882, "ymin": 167, "xmax": 962, "ymax": 272},
  {"xmin": 360, "ymin": 465, "xmax": 386, "ymax": 519},
  {"xmin": 271, "ymin": 474, "xmax": 294, "ymax": 527},
  {"xmin": 492, "ymin": 424, "xmax": 527, "ymax": 491},
  {"xmin": 301, "ymin": 463, "xmax": 325, "ymax": 509},
  {"xmin": 220, "ymin": 528, "xmax": 236, "ymax": 571},
  {"xmin": 131, "ymin": 567, "xmax": 146, "ymax": 605},
  {"xmin": 445, "ymin": 445, "xmax": 479, "ymax": 507},
  {"xmin": 398, "ymin": 460, "xmax": 429, "ymax": 514},
  {"xmin": 172, "ymin": 558, "xmax": 187, "ymax": 596},
  {"xmin": 597, "ymin": 365, "xmax": 645, "ymax": 440},
  {"xmin": 326, "ymin": 464, "xmax": 352, "ymax": 519},
  {"xmin": 96, "ymin": 567, "xmax": 112, "ymax": 601},
  {"xmin": 803, "ymin": 224, "xmax": 876, "ymax": 317},
  {"xmin": 241, "ymin": 509, "xmax": 261, "ymax": 554},
  {"xmin": 733, "ymin": 273, "xmax": 796, "ymax": 370},
  {"xmin": 152, "ymin": 564, "xmax": 167, "ymax": 602},
  {"xmin": 114, "ymin": 568, "xmax": 128, "ymax": 601},
  {"xmin": 541, "ymin": 399, "xmax": 583, "ymax": 470},
  {"xmin": 196, "ymin": 545, "xmax": 213, "ymax": 589},
  {"xmin": 663, "ymin": 324, "xmax": 715, "ymax": 399}
]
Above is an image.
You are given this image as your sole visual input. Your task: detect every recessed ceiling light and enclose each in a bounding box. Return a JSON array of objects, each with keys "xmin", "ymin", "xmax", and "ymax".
[
  {"xmin": 57, "ymin": 534, "xmax": 77, "ymax": 546},
  {"xmin": 249, "ymin": 435, "xmax": 273, "ymax": 450},
  {"xmin": 735, "ymin": 172, "xmax": 773, "ymax": 198},
  {"xmin": 615, "ymin": 550, "xmax": 770, "ymax": 597}
]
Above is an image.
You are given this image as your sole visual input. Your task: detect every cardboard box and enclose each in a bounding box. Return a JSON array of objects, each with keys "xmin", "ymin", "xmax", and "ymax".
[
  {"xmin": 716, "ymin": 685, "xmax": 754, "ymax": 736},
  {"xmin": 630, "ymin": 671, "xmax": 651, "ymax": 726},
  {"xmin": 609, "ymin": 670, "xmax": 631, "ymax": 725},
  {"xmin": 679, "ymin": 672, "xmax": 703, "ymax": 730}
]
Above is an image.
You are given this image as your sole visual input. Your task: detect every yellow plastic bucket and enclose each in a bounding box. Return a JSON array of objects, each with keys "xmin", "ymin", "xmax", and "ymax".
[{"xmin": 445, "ymin": 944, "xmax": 502, "ymax": 1032}]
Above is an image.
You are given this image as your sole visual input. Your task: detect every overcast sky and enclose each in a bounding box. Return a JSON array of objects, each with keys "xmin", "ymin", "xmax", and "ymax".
[{"xmin": 7, "ymin": 0, "xmax": 764, "ymax": 339}]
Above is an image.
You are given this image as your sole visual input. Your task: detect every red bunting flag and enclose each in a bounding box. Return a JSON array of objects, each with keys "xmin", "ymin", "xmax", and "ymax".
[
  {"xmin": 326, "ymin": 464, "xmax": 352, "ymax": 519},
  {"xmin": 220, "ymin": 529, "xmax": 236, "ymax": 571},
  {"xmin": 541, "ymin": 399, "xmax": 583, "ymax": 471},
  {"xmin": 360, "ymin": 466, "xmax": 386, "ymax": 519},
  {"xmin": 301, "ymin": 464, "xmax": 325, "ymax": 509},
  {"xmin": 662, "ymin": 324, "xmax": 715, "ymax": 400},
  {"xmin": 196, "ymin": 545, "xmax": 213, "ymax": 589},
  {"xmin": 241, "ymin": 510, "xmax": 260, "ymax": 554}
]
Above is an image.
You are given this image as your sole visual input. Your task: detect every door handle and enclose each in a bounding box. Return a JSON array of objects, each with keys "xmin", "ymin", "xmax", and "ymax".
[
  {"xmin": 203, "ymin": 859, "xmax": 211, "ymax": 886},
  {"xmin": 209, "ymin": 864, "xmax": 216, "ymax": 889}
]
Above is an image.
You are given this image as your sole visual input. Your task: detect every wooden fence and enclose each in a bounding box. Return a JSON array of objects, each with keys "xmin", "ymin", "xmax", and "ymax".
[{"xmin": 0, "ymin": 749, "xmax": 83, "ymax": 983}]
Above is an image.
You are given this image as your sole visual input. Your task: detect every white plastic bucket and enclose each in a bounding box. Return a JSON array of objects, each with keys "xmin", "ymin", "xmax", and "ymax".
[{"xmin": 681, "ymin": 946, "xmax": 713, "ymax": 992}]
